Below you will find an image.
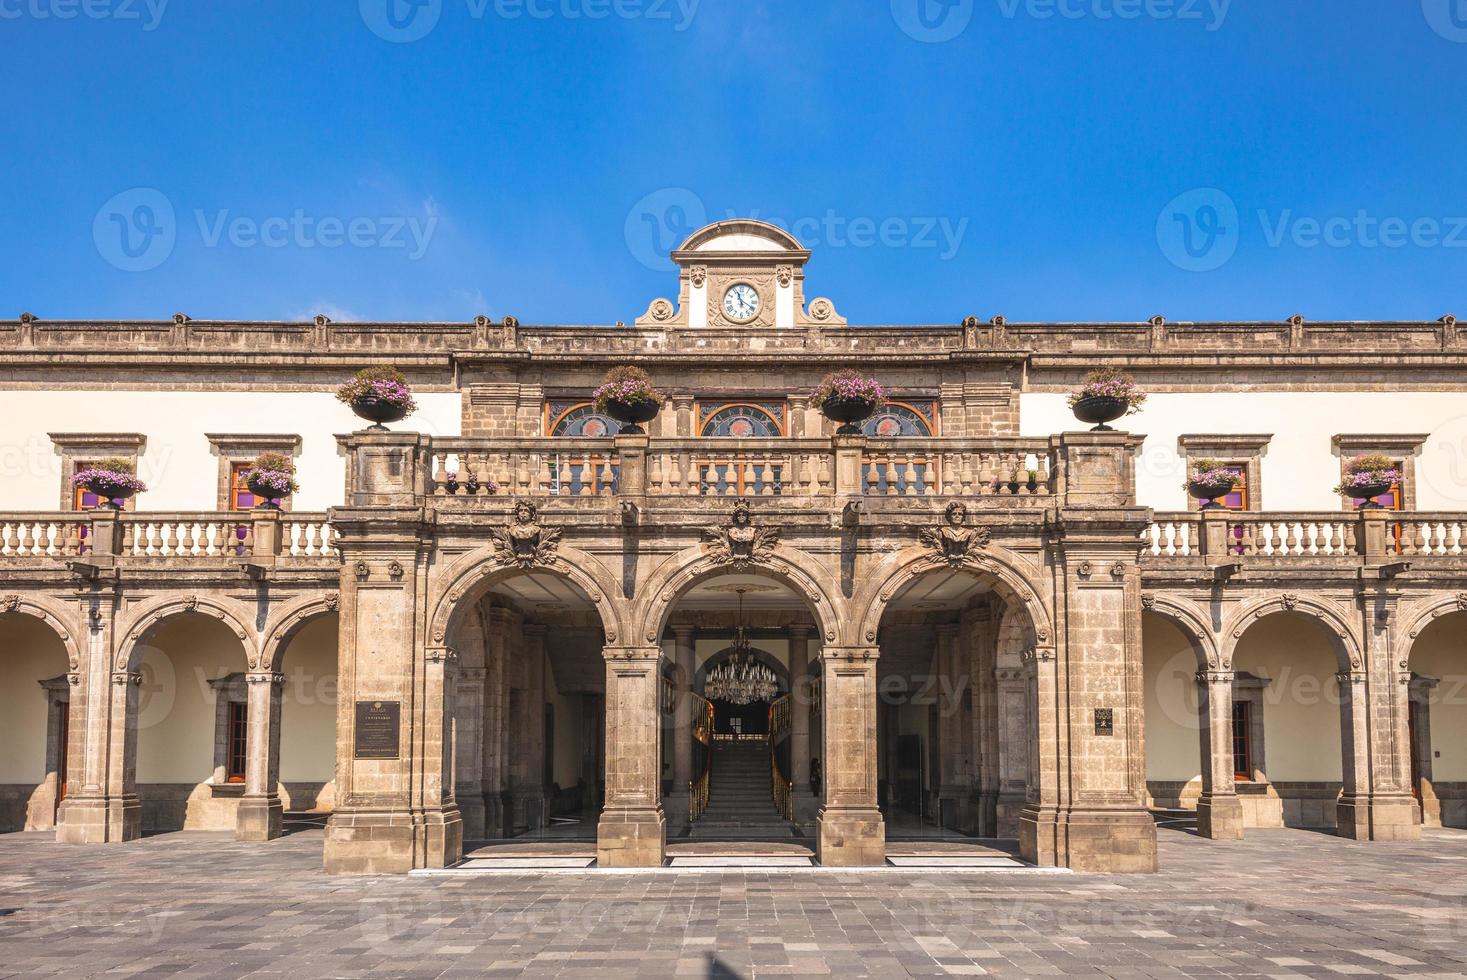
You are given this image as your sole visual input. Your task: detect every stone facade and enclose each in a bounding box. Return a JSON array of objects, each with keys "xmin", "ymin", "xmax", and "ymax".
[{"xmin": 1, "ymin": 221, "xmax": 1463, "ymax": 874}]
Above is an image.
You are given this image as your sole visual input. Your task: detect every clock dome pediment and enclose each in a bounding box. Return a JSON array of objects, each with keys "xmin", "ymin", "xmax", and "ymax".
[{"xmin": 676, "ymin": 219, "xmax": 806, "ymax": 254}]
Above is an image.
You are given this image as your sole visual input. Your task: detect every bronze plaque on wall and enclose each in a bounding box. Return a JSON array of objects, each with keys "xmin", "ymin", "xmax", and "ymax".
[
  {"xmin": 1094, "ymin": 708, "xmax": 1115, "ymax": 737},
  {"xmin": 354, "ymin": 701, "xmax": 401, "ymax": 759}
]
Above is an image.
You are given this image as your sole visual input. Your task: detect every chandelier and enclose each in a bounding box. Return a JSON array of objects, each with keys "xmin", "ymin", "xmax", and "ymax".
[{"xmin": 703, "ymin": 588, "xmax": 780, "ymax": 705}]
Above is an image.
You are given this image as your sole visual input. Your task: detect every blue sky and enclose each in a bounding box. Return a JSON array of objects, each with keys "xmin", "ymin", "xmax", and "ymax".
[{"xmin": 3, "ymin": 1, "xmax": 1465, "ymax": 325}]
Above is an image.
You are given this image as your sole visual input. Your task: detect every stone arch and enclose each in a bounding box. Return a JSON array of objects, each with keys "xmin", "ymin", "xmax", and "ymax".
[
  {"xmin": 634, "ymin": 544, "xmax": 843, "ymax": 646},
  {"xmin": 1221, "ymin": 595, "xmax": 1362, "ymax": 671},
  {"xmin": 0, "ymin": 594, "xmax": 83, "ymax": 674},
  {"xmin": 260, "ymin": 592, "xmax": 341, "ymax": 672},
  {"xmin": 115, "ymin": 595, "xmax": 259, "ymax": 672},
  {"xmin": 694, "ymin": 644, "xmax": 791, "ymax": 693},
  {"xmin": 851, "ymin": 546, "xmax": 1052, "ymax": 652},
  {"xmin": 1399, "ymin": 593, "xmax": 1467, "ymax": 659},
  {"xmin": 427, "ymin": 545, "xmax": 625, "ymax": 649},
  {"xmin": 1141, "ymin": 595, "xmax": 1220, "ymax": 669}
]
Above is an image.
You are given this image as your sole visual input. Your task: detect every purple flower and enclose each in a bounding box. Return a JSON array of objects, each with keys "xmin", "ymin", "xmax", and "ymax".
[
  {"xmin": 810, "ymin": 372, "xmax": 887, "ymax": 409},
  {"xmin": 72, "ymin": 468, "xmax": 147, "ymax": 494}
]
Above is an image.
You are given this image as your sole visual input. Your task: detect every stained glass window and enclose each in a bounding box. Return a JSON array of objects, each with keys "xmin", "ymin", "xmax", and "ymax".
[
  {"xmin": 701, "ymin": 405, "xmax": 783, "ymax": 438},
  {"xmin": 861, "ymin": 402, "xmax": 935, "ymax": 437}
]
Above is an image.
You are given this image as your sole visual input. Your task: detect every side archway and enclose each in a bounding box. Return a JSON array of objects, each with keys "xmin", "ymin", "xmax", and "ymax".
[
  {"xmin": 634, "ymin": 544, "xmax": 844, "ymax": 646},
  {"xmin": 851, "ymin": 545, "xmax": 1052, "ymax": 651},
  {"xmin": 116, "ymin": 595, "xmax": 259, "ymax": 673}
]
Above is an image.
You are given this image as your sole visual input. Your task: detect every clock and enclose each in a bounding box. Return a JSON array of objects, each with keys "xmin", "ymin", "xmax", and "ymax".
[{"xmin": 722, "ymin": 283, "xmax": 760, "ymax": 322}]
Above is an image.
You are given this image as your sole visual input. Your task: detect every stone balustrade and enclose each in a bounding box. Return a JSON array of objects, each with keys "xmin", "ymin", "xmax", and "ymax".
[
  {"xmin": 419, "ymin": 434, "xmax": 1061, "ymax": 504},
  {"xmin": 0, "ymin": 511, "xmax": 336, "ymax": 565},
  {"xmin": 1143, "ymin": 509, "xmax": 1467, "ymax": 566}
]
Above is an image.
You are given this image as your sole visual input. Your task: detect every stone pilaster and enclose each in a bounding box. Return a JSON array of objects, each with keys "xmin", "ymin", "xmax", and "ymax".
[
  {"xmin": 667, "ymin": 626, "xmax": 696, "ymax": 833},
  {"xmin": 934, "ymin": 623, "xmax": 975, "ymax": 833},
  {"xmin": 323, "ymin": 431, "xmax": 462, "ymax": 874},
  {"xmin": 816, "ymin": 646, "xmax": 885, "ymax": 867},
  {"xmin": 1337, "ymin": 595, "xmax": 1418, "ymax": 841},
  {"xmin": 483, "ymin": 607, "xmax": 513, "ymax": 837},
  {"xmin": 1022, "ymin": 432, "xmax": 1157, "ymax": 873},
  {"xmin": 455, "ymin": 667, "xmax": 488, "ymax": 840},
  {"xmin": 1194, "ymin": 670, "xmax": 1244, "ymax": 841},
  {"xmin": 235, "ymin": 671, "xmax": 284, "ymax": 842},
  {"xmin": 597, "ymin": 646, "xmax": 666, "ymax": 867},
  {"xmin": 57, "ymin": 590, "xmax": 136, "ymax": 844},
  {"xmin": 787, "ymin": 625, "xmax": 817, "ymax": 829}
]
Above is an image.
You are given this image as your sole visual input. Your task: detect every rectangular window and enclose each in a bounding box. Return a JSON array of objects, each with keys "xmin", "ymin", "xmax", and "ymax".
[
  {"xmin": 230, "ymin": 461, "xmax": 260, "ymax": 511},
  {"xmin": 1349, "ymin": 459, "xmax": 1405, "ymax": 511},
  {"xmin": 226, "ymin": 701, "xmax": 248, "ymax": 783},
  {"xmin": 1231, "ymin": 700, "xmax": 1252, "ymax": 781}
]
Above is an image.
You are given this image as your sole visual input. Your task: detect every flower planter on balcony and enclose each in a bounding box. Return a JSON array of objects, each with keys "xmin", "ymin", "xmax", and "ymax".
[
  {"xmin": 602, "ymin": 396, "xmax": 660, "ymax": 435},
  {"xmin": 350, "ymin": 397, "xmax": 410, "ymax": 430},
  {"xmin": 1188, "ymin": 481, "xmax": 1237, "ymax": 510},
  {"xmin": 820, "ymin": 396, "xmax": 879, "ymax": 435},
  {"xmin": 1071, "ymin": 395, "xmax": 1130, "ymax": 432}
]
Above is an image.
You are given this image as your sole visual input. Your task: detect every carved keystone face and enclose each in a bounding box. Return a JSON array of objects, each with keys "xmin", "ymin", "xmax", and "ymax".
[
  {"xmin": 514, "ymin": 503, "xmax": 535, "ymax": 524},
  {"xmin": 947, "ymin": 502, "xmax": 967, "ymax": 526}
]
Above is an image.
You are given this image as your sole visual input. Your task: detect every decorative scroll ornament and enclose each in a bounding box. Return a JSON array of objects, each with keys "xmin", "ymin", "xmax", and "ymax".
[
  {"xmin": 490, "ymin": 499, "xmax": 563, "ymax": 569},
  {"xmin": 702, "ymin": 501, "xmax": 779, "ymax": 569},
  {"xmin": 919, "ymin": 501, "xmax": 990, "ymax": 566},
  {"xmin": 1, "ymin": 594, "xmax": 19, "ymax": 613}
]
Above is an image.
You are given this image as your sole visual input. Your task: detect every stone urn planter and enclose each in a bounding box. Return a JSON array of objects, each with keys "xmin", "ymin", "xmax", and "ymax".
[
  {"xmin": 349, "ymin": 397, "xmax": 410, "ymax": 430},
  {"xmin": 819, "ymin": 396, "xmax": 879, "ymax": 435},
  {"xmin": 1071, "ymin": 395, "xmax": 1131, "ymax": 432},
  {"xmin": 594, "ymin": 367, "xmax": 665, "ymax": 436},
  {"xmin": 602, "ymin": 397, "xmax": 661, "ymax": 435},
  {"xmin": 1188, "ymin": 480, "xmax": 1237, "ymax": 510},
  {"xmin": 336, "ymin": 366, "xmax": 418, "ymax": 432},
  {"xmin": 72, "ymin": 460, "xmax": 146, "ymax": 510}
]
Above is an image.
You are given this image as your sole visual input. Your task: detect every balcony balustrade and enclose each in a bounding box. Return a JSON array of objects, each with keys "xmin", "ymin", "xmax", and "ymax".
[
  {"xmin": 420, "ymin": 435, "xmax": 1059, "ymax": 502},
  {"xmin": 0, "ymin": 511, "xmax": 336, "ymax": 564},
  {"xmin": 1143, "ymin": 510, "xmax": 1467, "ymax": 566}
]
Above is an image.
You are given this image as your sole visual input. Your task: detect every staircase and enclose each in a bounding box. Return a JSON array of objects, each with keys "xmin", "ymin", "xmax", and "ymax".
[{"xmin": 689, "ymin": 739, "xmax": 795, "ymax": 838}]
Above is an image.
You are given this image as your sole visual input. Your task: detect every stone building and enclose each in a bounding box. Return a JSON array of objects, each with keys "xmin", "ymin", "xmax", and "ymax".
[{"xmin": 1, "ymin": 219, "xmax": 1463, "ymax": 874}]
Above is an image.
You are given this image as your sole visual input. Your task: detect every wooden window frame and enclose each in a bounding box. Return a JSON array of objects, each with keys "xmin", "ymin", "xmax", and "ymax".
[
  {"xmin": 1178, "ymin": 434, "xmax": 1271, "ymax": 512},
  {"xmin": 1332, "ymin": 434, "xmax": 1426, "ymax": 512},
  {"xmin": 206, "ymin": 434, "xmax": 302, "ymax": 512},
  {"xmin": 1231, "ymin": 699, "xmax": 1252, "ymax": 781},
  {"xmin": 49, "ymin": 433, "xmax": 146, "ymax": 511},
  {"xmin": 225, "ymin": 701, "xmax": 248, "ymax": 783}
]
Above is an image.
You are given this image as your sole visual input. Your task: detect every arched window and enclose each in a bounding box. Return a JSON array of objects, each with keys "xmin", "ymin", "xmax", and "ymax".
[
  {"xmin": 862, "ymin": 401, "xmax": 935, "ymax": 437},
  {"xmin": 700, "ymin": 404, "xmax": 784, "ymax": 438},
  {"xmin": 547, "ymin": 402, "xmax": 622, "ymax": 438}
]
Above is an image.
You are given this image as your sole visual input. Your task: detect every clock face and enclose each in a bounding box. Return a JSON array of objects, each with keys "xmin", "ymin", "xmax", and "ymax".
[{"xmin": 723, "ymin": 283, "xmax": 760, "ymax": 322}]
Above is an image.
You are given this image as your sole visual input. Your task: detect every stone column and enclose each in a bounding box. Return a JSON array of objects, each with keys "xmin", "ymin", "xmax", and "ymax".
[
  {"xmin": 323, "ymin": 431, "xmax": 462, "ymax": 874},
  {"xmin": 455, "ymin": 667, "xmax": 488, "ymax": 840},
  {"xmin": 1022, "ymin": 432, "xmax": 1157, "ymax": 873},
  {"xmin": 668, "ymin": 626, "xmax": 697, "ymax": 832},
  {"xmin": 992, "ymin": 666, "xmax": 1029, "ymax": 838},
  {"xmin": 788, "ymin": 625, "xmax": 817, "ymax": 828},
  {"xmin": 1338, "ymin": 597, "xmax": 1419, "ymax": 841},
  {"xmin": 520, "ymin": 625, "xmax": 549, "ymax": 831},
  {"xmin": 58, "ymin": 595, "xmax": 141, "ymax": 844},
  {"xmin": 1194, "ymin": 669, "xmax": 1244, "ymax": 841},
  {"xmin": 483, "ymin": 607, "xmax": 511, "ymax": 837},
  {"xmin": 597, "ymin": 646, "xmax": 666, "ymax": 867},
  {"xmin": 235, "ymin": 671, "xmax": 284, "ymax": 842},
  {"xmin": 816, "ymin": 646, "xmax": 885, "ymax": 867},
  {"xmin": 934, "ymin": 623, "xmax": 975, "ymax": 832}
]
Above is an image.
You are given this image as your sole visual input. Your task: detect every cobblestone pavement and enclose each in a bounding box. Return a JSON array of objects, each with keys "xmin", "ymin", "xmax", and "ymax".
[{"xmin": 3, "ymin": 826, "xmax": 1467, "ymax": 978}]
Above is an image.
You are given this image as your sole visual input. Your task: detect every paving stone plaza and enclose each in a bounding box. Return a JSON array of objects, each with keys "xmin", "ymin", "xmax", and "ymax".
[{"xmin": 3, "ymin": 825, "xmax": 1467, "ymax": 977}]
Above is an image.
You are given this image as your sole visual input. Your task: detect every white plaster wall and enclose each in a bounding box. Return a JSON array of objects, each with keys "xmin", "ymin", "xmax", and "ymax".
[
  {"xmin": 1410, "ymin": 619, "xmax": 1467, "ymax": 782},
  {"xmin": 135, "ymin": 615, "xmax": 250, "ymax": 784},
  {"xmin": 279, "ymin": 616, "xmax": 338, "ymax": 783},
  {"xmin": 1021, "ymin": 392, "xmax": 1467, "ymax": 511},
  {"xmin": 1142, "ymin": 616, "xmax": 1203, "ymax": 782},
  {"xmin": 0, "ymin": 391, "xmax": 461, "ymax": 512},
  {"xmin": 1232, "ymin": 616, "xmax": 1343, "ymax": 782},
  {"xmin": 0, "ymin": 616, "xmax": 69, "ymax": 783}
]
